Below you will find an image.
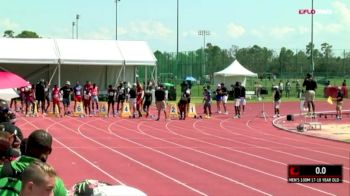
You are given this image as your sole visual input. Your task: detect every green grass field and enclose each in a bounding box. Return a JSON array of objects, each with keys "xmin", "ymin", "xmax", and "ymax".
[{"xmin": 169, "ymin": 77, "xmax": 347, "ymax": 104}]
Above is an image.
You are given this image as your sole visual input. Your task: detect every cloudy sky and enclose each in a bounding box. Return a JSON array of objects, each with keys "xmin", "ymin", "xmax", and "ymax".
[{"xmin": 0, "ymin": 0, "xmax": 349, "ymax": 53}]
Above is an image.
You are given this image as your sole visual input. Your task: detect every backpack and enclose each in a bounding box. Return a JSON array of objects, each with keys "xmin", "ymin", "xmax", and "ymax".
[{"xmin": 0, "ymin": 161, "xmax": 22, "ymax": 195}]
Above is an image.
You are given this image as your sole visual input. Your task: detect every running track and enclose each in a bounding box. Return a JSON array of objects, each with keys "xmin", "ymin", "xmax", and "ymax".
[{"xmin": 15, "ymin": 101, "xmax": 350, "ymax": 195}]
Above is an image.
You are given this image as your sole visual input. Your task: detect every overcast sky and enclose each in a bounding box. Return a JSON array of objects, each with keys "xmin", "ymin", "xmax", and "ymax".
[{"xmin": 1, "ymin": 0, "xmax": 349, "ymax": 53}]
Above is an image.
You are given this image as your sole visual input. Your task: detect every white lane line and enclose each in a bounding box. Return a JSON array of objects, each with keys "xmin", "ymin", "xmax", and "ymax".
[
  {"xmin": 73, "ymin": 117, "xmax": 207, "ymax": 196},
  {"xmin": 21, "ymin": 117, "xmax": 125, "ymax": 185}
]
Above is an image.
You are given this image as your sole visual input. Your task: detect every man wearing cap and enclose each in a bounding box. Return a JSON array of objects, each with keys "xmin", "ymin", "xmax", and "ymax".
[
  {"xmin": 60, "ymin": 81, "xmax": 73, "ymax": 115},
  {"xmin": 0, "ymin": 129, "xmax": 67, "ymax": 195},
  {"xmin": 302, "ymin": 73, "xmax": 317, "ymax": 116}
]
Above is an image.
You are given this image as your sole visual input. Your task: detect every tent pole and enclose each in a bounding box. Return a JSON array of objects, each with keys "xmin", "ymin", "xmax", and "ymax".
[
  {"xmin": 58, "ymin": 63, "xmax": 61, "ymax": 88},
  {"xmin": 123, "ymin": 65, "xmax": 126, "ymax": 81},
  {"xmin": 49, "ymin": 66, "xmax": 58, "ymax": 85}
]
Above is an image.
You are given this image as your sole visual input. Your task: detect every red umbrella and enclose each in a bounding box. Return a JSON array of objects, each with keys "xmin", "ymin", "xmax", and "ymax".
[{"xmin": 0, "ymin": 71, "xmax": 29, "ymax": 89}]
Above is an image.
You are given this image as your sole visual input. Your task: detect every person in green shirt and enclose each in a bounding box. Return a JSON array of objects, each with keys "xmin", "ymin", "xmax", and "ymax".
[{"xmin": 0, "ymin": 129, "xmax": 67, "ymax": 196}]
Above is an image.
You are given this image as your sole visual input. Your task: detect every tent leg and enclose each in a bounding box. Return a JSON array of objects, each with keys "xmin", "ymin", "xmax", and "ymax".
[
  {"xmin": 58, "ymin": 64, "xmax": 61, "ymax": 88},
  {"xmin": 123, "ymin": 65, "xmax": 126, "ymax": 81},
  {"xmin": 49, "ymin": 65, "xmax": 58, "ymax": 85}
]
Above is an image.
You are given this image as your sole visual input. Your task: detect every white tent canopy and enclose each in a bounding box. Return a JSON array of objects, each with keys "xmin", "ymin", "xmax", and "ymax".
[
  {"xmin": 55, "ymin": 39, "xmax": 125, "ymax": 65},
  {"xmin": 0, "ymin": 38, "xmax": 58, "ymax": 64},
  {"xmin": 0, "ymin": 38, "xmax": 157, "ymax": 88},
  {"xmin": 214, "ymin": 60, "xmax": 257, "ymax": 86}
]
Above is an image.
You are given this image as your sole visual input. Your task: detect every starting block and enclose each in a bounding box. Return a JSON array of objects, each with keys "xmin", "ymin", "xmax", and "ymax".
[
  {"xmin": 73, "ymin": 102, "xmax": 85, "ymax": 117},
  {"xmin": 98, "ymin": 102, "xmax": 108, "ymax": 117},
  {"xmin": 187, "ymin": 103, "xmax": 197, "ymax": 118},
  {"xmin": 168, "ymin": 103, "xmax": 179, "ymax": 119},
  {"xmin": 48, "ymin": 105, "xmax": 61, "ymax": 117},
  {"xmin": 120, "ymin": 102, "xmax": 132, "ymax": 118}
]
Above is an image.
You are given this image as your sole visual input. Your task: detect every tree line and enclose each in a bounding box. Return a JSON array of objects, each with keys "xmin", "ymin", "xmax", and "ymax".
[{"xmin": 3, "ymin": 29, "xmax": 350, "ymax": 81}]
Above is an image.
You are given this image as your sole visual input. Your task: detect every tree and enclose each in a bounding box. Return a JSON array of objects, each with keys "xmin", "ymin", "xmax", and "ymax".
[
  {"xmin": 3, "ymin": 30, "xmax": 15, "ymax": 38},
  {"xmin": 278, "ymin": 47, "xmax": 294, "ymax": 76},
  {"xmin": 320, "ymin": 42, "xmax": 333, "ymax": 59},
  {"xmin": 15, "ymin": 30, "xmax": 40, "ymax": 38}
]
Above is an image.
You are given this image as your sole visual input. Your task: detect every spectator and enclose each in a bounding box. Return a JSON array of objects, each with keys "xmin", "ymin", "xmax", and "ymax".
[
  {"xmin": 296, "ymin": 80, "xmax": 302, "ymax": 98},
  {"xmin": 0, "ymin": 130, "xmax": 67, "ymax": 195},
  {"xmin": 285, "ymin": 80, "xmax": 291, "ymax": 98},
  {"xmin": 1, "ymin": 98, "xmax": 17, "ymax": 124},
  {"xmin": 335, "ymin": 86, "xmax": 344, "ymax": 120},
  {"xmin": 0, "ymin": 131, "xmax": 18, "ymax": 163},
  {"xmin": 0, "ymin": 122, "xmax": 24, "ymax": 152},
  {"xmin": 302, "ymin": 73, "xmax": 317, "ymax": 117},
  {"xmin": 278, "ymin": 80, "xmax": 284, "ymax": 96},
  {"xmin": 240, "ymin": 82, "xmax": 246, "ymax": 114},
  {"xmin": 71, "ymin": 179, "xmax": 146, "ymax": 196},
  {"xmin": 20, "ymin": 161, "xmax": 57, "ymax": 196},
  {"xmin": 255, "ymin": 82, "xmax": 262, "ymax": 99},
  {"xmin": 273, "ymin": 86, "xmax": 281, "ymax": 118},
  {"xmin": 342, "ymin": 80, "xmax": 346, "ymax": 87},
  {"xmin": 155, "ymin": 85, "xmax": 167, "ymax": 121}
]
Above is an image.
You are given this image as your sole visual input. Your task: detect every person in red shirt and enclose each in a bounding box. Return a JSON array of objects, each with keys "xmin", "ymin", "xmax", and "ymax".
[
  {"xmin": 51, "ymin": 84, "xmax": 61, "ymax": 115},
  {"xmin": 91, "ymin": 83, "xmax": 99, "ymax": 115},
  {"xmin": 136, "ymin": 82, "xmax": 144, "ymax": 118}
]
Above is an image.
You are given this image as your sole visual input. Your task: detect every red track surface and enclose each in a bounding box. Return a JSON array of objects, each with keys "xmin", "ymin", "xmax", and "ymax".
[{"xmin": 15, "ymin": 100, "xmax": 350, "ymax": 195}]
